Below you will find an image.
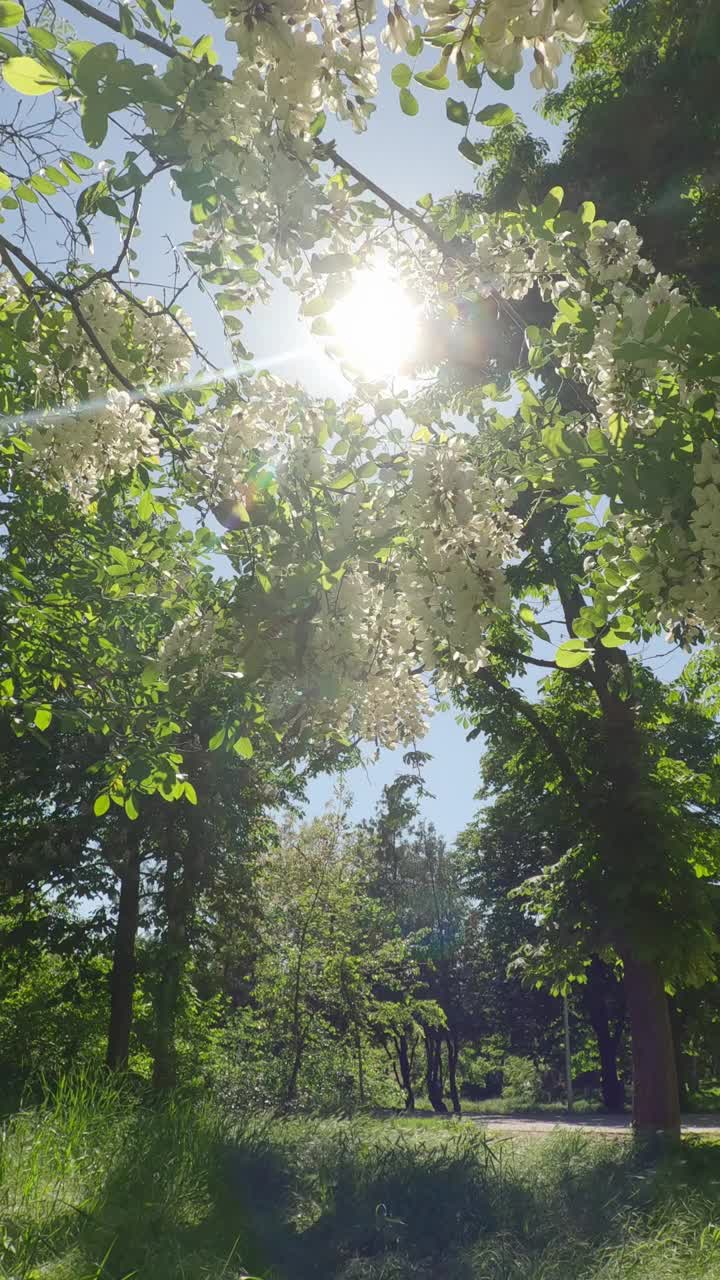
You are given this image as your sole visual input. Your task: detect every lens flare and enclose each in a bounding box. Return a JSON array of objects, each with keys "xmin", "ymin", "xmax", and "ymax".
[{"xmin": 329, "ymin": 267, "xmax": 419, "ymax": 379}]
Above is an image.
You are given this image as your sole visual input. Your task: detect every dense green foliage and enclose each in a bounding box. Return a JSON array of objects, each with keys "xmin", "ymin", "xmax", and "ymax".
[{"xmin": 475, "ymin": 0, "xmax": 720, "ymax": 301}]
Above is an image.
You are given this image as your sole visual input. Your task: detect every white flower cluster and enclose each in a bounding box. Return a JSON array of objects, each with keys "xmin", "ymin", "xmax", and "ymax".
[
  {"xmin": 12, "ymin": 281, "xmax": 195, "ymax": 504},
  {"xmin": 158, "ymin": 610, "xmax": 221, "ymax": 670},
  {"xmin": 585, "ymin": 220, "xmax": 650, "ymax": 284},
  {"xmin": 21, "ymin": 389, "xmax": 159, "ymax": 507},
  {"xmin": 52, "ymin": 282, "xmax": 194, "ymax": 393},
  {"xmin": 418, "ymin": 0, "xmax": 606, "ymax": 87},
  {"xmin": 188, "ymin": 376, "xmax": 328, "ymax": 503},
  {"xmin": 298, "ymin": 570, "xmax": 432, "ymax": 747},
  {"xmin": 208, "ymin": 0, "xmax": 379, "ymax": 133},
  {"xmin": 397, "ymin": 435, "xmax": 521, "ymax": 686}
]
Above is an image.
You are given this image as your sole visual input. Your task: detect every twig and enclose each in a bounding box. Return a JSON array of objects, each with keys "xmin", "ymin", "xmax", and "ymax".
[{"xmin": 60, "ymin": 0, "xmax": 178, "ymax": 59}]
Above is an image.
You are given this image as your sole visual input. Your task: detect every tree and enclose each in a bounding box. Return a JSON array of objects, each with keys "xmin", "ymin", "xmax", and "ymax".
[
  {"xmin": 357, "ymin": 775, "xmax": 473, "ymax": 1113},
  {"xmin": 3, "ymin": 0, "xmax": 720, "ymax": 1137},
  {"xmin": 460, "ymin": 786, "xmax": 627, "ymax": 1112},
  {"xmin": 460, "ymin": 654, "xmax": 720, "ymax": 1120}
]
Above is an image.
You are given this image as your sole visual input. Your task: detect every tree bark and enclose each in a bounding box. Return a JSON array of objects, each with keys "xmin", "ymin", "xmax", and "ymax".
[
  {"xmin": 622, "ymin": 950, "xmax": 680, "ymax": 1138},
  {"xmin": 445, "ymin": 1031, "xmax": 462, "ymax": 1115},
  {"xmin": 424, "ymin": 1027, "xmax": 448, "ymax": 1114},
  {"xmin": 582, "ymin": 959, "xmax": 625, "ymax": 1113},
  {"xmin": 396, "ymin": 1033, "xmax": 415, "ymax": 1110},
  {"xmin": 152, "ymin": 845, "xmax": 186, "ymax": 1090},
  {"xmin": 106, "ymin": 838, "xmax": 142, "ymax": 1070}
]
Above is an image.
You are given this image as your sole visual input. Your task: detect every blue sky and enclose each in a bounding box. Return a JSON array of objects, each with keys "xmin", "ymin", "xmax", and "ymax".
[{"xmin": 27, "ymin": 4, "xmax": 688, "ymax": 842}]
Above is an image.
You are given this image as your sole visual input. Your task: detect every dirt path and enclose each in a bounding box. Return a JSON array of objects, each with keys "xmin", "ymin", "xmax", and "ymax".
[{"xmin": 468, "ymin": 1113, "xmax": 720, "ymax": 1136}]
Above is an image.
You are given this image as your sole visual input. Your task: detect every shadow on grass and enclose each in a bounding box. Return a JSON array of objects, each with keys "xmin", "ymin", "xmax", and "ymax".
[{"xmin": 4, "ymin": 1079, "xmax": 720, "ymax": 1280}]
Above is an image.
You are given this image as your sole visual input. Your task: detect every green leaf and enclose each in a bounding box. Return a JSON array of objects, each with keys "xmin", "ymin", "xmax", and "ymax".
[
  {"xmin": 28, "ymin": 25, "xmax": 58, "ymax": 48},
  {"xmin": 183, "ymin": 781, "xmax": 198, "ymax": 805},
  {"xmin": 4, "ymin": 55, "xmax": 63, "ymax": 95},
  {"xmin": 94, "ymin": 792, "xmax": 111, "ymax": 816},
  {"xmin": 81, "ymin": 100, "xmax": 109, "ymax": 148},
  {"xmin": 137, "ymin": 488, "xmax": 153, "ymax": 520},
  {"xmin": 311, "ymin": 252, "xmax": 354, "ymax": 275},
  {"xmin": 71, "ymin": 150, "xmax": 94, "ymax": 170},
  {"xmin": 15, "ymin": 183, "xmax": 38, "ymax": 203},
  {"xmin": 309, "ymin": 110, "xmax": 326, "ymax": 137},
  {"xmin": 233, "ymin": 736, "xmax": 253, "ymax": 759},
  {"xmin": 600, "ymin": 630, "xmax": 630, "ymax": 649},
  {"xmin": 555, "ymin": 640, "xmax": 592, "ymax": 669},
  {"xmin": 44, "ymin": 165, "xmax": 69, "ymax": 187},
  {"xmin": 446, "ymin": 97, "xmax": 469, "ymax": 126},
  {"xmin": 75, "ymin": 42, "xmax": 118, "ymax": 92},
  {"xmin": 30, "ymin": 173, "xmax": 57, "ymax": 195},
  {"xmin": 458, "ymin": 137, "xmax": 483, "ymax": 165},
  {"xmin": 329, "ymin": 471, "xmax": 354, "ymax": 490},
  {"xmin": 476, "ymin": 102, "xmax": 514, "ymax": 126},
  {"xmin": 399, "ymin": 87, "xmax": 418, "ymax": 116},
  {"xmin": 0, "ymin": 171, "xmax": 10, "ymax": 191},
  {"xmin": 579, "ymin": 201, "xmax": 595, "ymax": 224},
  {"xmin": 34, "ymin": 705, "xmax": 52, "ymax": 730},
  {"xmin": 608, "ymin": 412, "xmax": 629, "ymax": 445},
  {"xmin": 542, "ymin": 424, "xmax": 571, "ymax": 457},
  {"xmin": 414, "ymin": 69, "xmax": 449, "ymax": 90},
  {"xmin": 541, "ymin": 186, "xmax": 564, "ymax": 217},
  {"xmin": 118, "ymin": 3, "xmax": 135, "ymax": 35},
  {"xmin": 208, "ymin": 727, "xmax": 226, "ymax": 751},
  {"xmin": 487, "ymin": 67, "xmax": 514, "ymax": 91},
  {"xmin": 519, "ymin": 605, "xmax": 536, "ymax": 624},
  {"xmin": 586, "ymin": 426, "xmax": 606, "ymax": 454},
  {"xmin": 125, "ymin": 795, "xmax": 139, "ymax": 820},
  {"xmin": 391, "ymin": 62, "xmax": 412, "ymax": 88},
  {"xmin": 406, "ymin": 25, "xmax": 423, "ymax": 56},
  {"xmin": 0, "ymin": 3, "xmax": 23, "ymax": 27}
]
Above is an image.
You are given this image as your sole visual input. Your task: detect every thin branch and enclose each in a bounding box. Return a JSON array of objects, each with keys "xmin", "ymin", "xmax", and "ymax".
[
  {"xmin": 489, "ymin": 646, "xmax": 562, "ymax": 671},
  {"xmin": 60, "ymin": 0, "xmax": 178, "ymax": 59},
  {"xmin": 470, "ymin": 666, "xmax": 587, "ymax": 806},
  {"xmin": 0, "ymin": 245, "xmax": 42, "ymax": 315},
  {"xmin": 0, "ymin": 232, "xmax": 158, "ymax": 402},
  {"xmin": 325, "ymin": 145, "xmax": 436, "ymax": 244}
]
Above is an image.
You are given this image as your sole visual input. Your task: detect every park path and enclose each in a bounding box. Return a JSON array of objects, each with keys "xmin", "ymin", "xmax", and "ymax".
[{"xmin": 467, "ymin": 1113, "xmax": 720, "ymax": 1136}]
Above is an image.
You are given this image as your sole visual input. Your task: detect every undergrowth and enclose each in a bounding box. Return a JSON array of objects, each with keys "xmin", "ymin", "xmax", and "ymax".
[{"xmin": 1, "ymin": 1073, "xmax": 720, "ymax": 1279}]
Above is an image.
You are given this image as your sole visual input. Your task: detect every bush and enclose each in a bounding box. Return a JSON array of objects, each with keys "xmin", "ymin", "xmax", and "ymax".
[{"xmin": 501, "ymin": 1055, "xmax": 544, "ymax": 1106}]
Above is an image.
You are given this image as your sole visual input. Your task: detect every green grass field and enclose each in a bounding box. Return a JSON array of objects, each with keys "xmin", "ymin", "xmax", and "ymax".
[{"xmin": 2, "ymin": 1074, "xmax": 720, "ymax": 1280}]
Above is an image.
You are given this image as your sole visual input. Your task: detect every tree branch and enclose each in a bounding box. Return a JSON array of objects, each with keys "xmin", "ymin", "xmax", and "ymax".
[
  {"xmin": 0, "ymin": 232, "xmax": 159, "ymax": 402},
  {"xmin": 489, "ymin": 646, "xmax": 563, "ymax": 671},
  {"xmin": 469, "ymin": 666, "xmax": 587, "ymax": 806},
  {"xmin": 61, "ymin": 0, "xmax": 178, "ymax": 59}
]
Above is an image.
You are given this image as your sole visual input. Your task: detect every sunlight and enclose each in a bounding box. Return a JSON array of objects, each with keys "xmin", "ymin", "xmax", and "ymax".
[{"xmin": 329, "ymin": 265, "xmax": 419, "ymax": 379}]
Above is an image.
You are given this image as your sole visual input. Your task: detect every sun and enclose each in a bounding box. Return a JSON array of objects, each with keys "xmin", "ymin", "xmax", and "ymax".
[{"xmin": 328, "ymin": 266, "xmax": 419, "ymax": 379}]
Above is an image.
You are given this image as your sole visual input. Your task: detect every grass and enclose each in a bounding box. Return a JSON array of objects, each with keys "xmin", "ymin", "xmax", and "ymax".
[{"xmin": 2, "ymin": 1074, "xmax": 720, "ymax": 1279}]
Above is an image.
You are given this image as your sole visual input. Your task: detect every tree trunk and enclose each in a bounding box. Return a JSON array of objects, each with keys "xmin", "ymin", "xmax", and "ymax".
[
  {"xmin": 445, "ymin": 1031, "xmax": 461, "ymax": 1115},
  {"xmin": 396, "ymin": 1034, "xmax": 415, "ymax": 1111},
  {"xmin": 622, "ymin": 950, "xmax": 680, "ymax": 1138},
  {"xmin": 583, "ymin": 959, "xmax": 625, "ymax": 1113},
  {"xmin": 152, "ymin": 844, "xmax": 188, "ymax": 1091},
  {"xmin": 356, "ymin": 1029, "xmax": 365, "ymax": 1105},
  {"xmin": 669, "ymin": 1002, "xmax": 691, "ymax": 1108},
  {"xmin": 424, "ymin": 1027, "xmax": 448, "ymax": 1114},
  {"xmin": 106, "ymin": 839, "xmax": 142, "ymax": 1070}
]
